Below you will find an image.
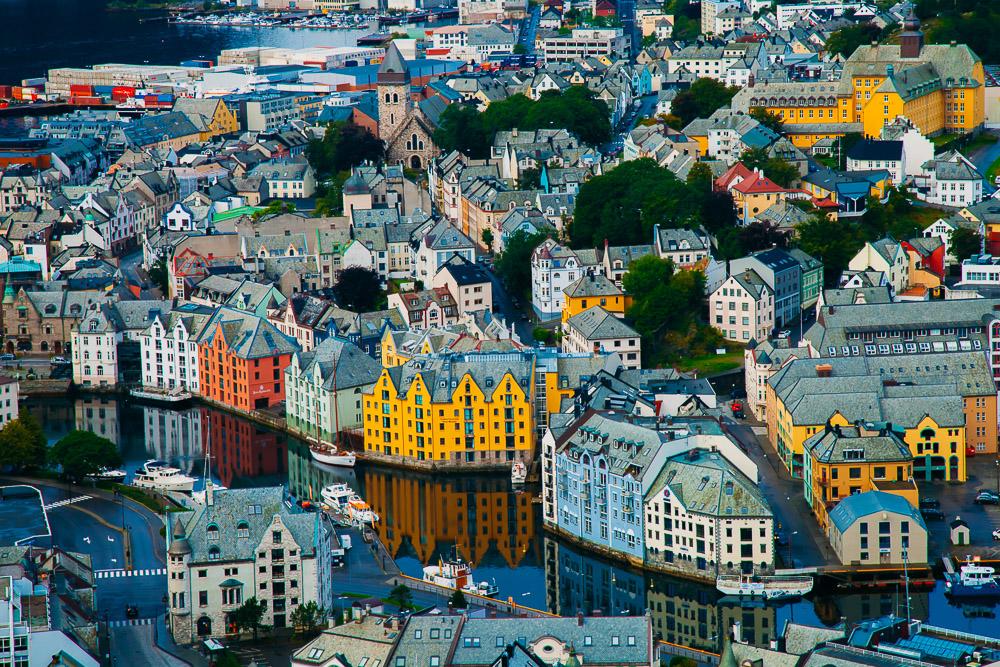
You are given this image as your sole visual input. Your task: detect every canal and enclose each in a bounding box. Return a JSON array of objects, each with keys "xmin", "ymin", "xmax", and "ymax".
[{"xmin": 23, "ymin": 395, "xmax": 1000, "ymax": 652}]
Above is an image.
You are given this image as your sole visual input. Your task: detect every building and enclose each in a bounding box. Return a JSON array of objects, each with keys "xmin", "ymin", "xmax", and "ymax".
[
  {"xmin": 766, "ymin": 354, "xmax": 987, "ymax": 479},
  {"xmin": 562, "ymin": 306, "xmax": 641, "ymax": 369},
  {"xmin": 729, "ymin": 249, "xmax": 800, "ymax": 327},
  {"xmin": 252, "ymin": 159, "xmax": 316, "ymax": 200},
  {"xmin": 959, "ymin": 253, "xmax": 1000, "ymax": 287},
  {"xmin": 848, "ymin": 237, "xmax": 909, "ymax": 296},
  {"xmin": 922, "ymin": 214, "xmax": 982, "ymax": 265},
  {"xmin": 531, "ymin": 238, "xmax": 599, "ymax": 319},
  {"xmin": 196, "ymin": 307, "xmax": 300, "ymax": 411},
  {"xmin": 913, "ymin": 151, "xmax": 984, "ymax": 208},
  {"xmin": 645, "ymin": 449, "xmax": 774, "ymax": 578},
  {"xmin": 561, "ymin": 273, "xmax": 631, "ymax": 323},
  {"xmin": 0, "ymin": 375, "xmax": 18, "ymax": 427},
  {"xmin": 827, "ymin": 490, "xmax": 927, "ymax": 566},
  {"xmin": 362, "ymin": 351, "xmax": 536, "ymax": 467},
  {"xmin": 431, "ymin": 256, "xmax": 493, "ymax": 316},
  {"xmin": 652, "ymin": 226, "xmax": 710, "ymax": 269},
  {"xmin": 846, "ymin": 140, "xmax": 905, "ymax": 185},
  {"xmin": 285, "ymin": 337, "xmax": 382, "ymax": 441},
  {"xmin": 139, "ymin": 306, "xmax": 213, "ymax": 395},
  {"xmin": 388, "ymin": 288, "xmax": 459, "ymax": 329},
  {"xmin": 414, "ymin": 220, "xmax": 476, "ymax": 285},
  {"xmin": 803, "ymin": 422, "xmax": 917, "ymax": 531},
  {"xmin": 787, "ymin": 247, "xmax": 823, "ymax": 311},
  {"xmin": 743, "ymin": 339, "xmax": 810, "ymax": 422},
  {"xmin": 71, "ymin": 304, "xmax": 119, "ymax": 388},
  {"xmin": 377, "ymin": 44, "xmax": 438, "ymax": 170},
  {"xmin": 166, "ymin": 485, "xmax": 335, "ymax": 644},
  {"xmin": 709, "ymin": 269, "xmax": 775, "ymax": 343},
  {"xmin": 541, "ymin": 28, "xmax": 630, "ymax": 63},
  {"xmin": 291, "ymin": 612, "xmax": 400, "ymax": 667}
]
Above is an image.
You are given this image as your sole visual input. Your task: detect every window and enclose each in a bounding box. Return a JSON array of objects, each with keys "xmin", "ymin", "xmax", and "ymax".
[
  {"xmin": 199, "ymin": 591, "xmax": 208, "ymax": 607},
  {"xmin": 237, "ymin": 521, "xmax": 249, "ymax": 538},
  {"xmin": 612, "ymin": 636, "xmax": 620, "ymax": 646},
  {"xmin": 207, "ymin": 523, "xmax": 220, "ymax": 540},
  {"xmin": 208, "ymin": 546, "xmax": 220, "ymax": 560}
]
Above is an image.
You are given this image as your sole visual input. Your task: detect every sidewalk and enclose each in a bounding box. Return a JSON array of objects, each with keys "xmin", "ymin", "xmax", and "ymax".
[{"xmin": 154, "ymin": 614, "xmax": 208, "ymax": 667}]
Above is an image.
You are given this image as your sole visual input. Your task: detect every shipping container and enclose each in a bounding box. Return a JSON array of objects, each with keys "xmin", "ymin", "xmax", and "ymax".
[
  {"xmin": 94, "ymin": 85, "xmax": 114, "ymax": 94},
  {"xmin": 0, "ymin": 85, "xmax": 12, "ymax": 99},
  {"xmin": 112, "ymin": 85, "xmax": 136, "ymax": 98},
  {"xmin": 179, "ymin": 59, "xmax": 214, "ymax": 68},
  {"xmin": 70, "ymin": 84, "xmax": 94, "ymax": 96},
  {"xmin": 21, "ymin": 77, "xmax": 46, "ymax": 88},
  {"xmin": 70, "ymin": 95, "xmax": 103, "ymax": 105}
]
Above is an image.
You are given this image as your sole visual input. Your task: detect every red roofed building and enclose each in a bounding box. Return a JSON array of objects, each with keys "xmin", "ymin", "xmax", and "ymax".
[
  {"xmin": 715, "ymin": 161, "xmax": 804, "ymax": 223},
  {"xmin": 594, "ymin": 0, "xmax": 616, "ymax": 16}
]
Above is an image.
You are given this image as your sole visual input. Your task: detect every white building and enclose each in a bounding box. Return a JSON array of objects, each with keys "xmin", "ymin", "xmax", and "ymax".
[
  {"xmin": 743, "ymin": 339, "xmax": 811, "ymax": 422},
  {"xmin": 709, "ymin": 269, "xmax": 774, "ymax": 343},
  {"xmin": 72, "ymin": 305, "xmax": 119, "ymax": 388},
  {"xmin": 413, "ymin": 220, "xmax": 476, "ymax": 285},
  {"xmin": 700, "ymin": 0, "xmax": 740, "ymax": 34},
  {"xmin": 541, "ymin": 28, "xmax": 630, "ymax": 63},
  {"xmin": 846, "ymin": 140, "xmax": 905, "ymax": 185},
  {"xmin": 847, "ymin": 237, "xmax": 909, "ymax": 296},
  {"xmin": 562, "ymin": 306, "xmax": 642, "ymax": 369},
  {"xmin": 531, "ymin": 238, "xmax": 600, "ymax": 319},
  {"xmin": 880, "ymin": 117, "xmax": 935, "ymax": 180},
  {"xmin": 653, "ymin": 225, "xmax": 711, "ymax": 269},
  {"xmin": 775, "ymin": 1, "xmax": 875, "ymax": 29},
  {"xmin": 431, "ymin": 256, "xmax": 493, "ymax": 316},
  {"xmin": 923, "ymin": 215, "xmax": 983, "ymax": 265},
  {"xmin": 914, "ymin": 151, "xmax": 984, "ymax": 208},
  {"xmin": 139, "ymin": 308, "xmax": 212, "ymax": 394},
  {"xmin": 959, "ymin": 253, "xmax": 1000, "ymax": 287},
  {"xmin": 164, "ymin": 202, "xmax": 202, "ymax": 232},
  {"xmin": 166, "ymin": 486, "xmax": 336, "ymax": 645},
  {"xmin": 0, "ymin": 376, "xmax": 18, "ymax": 428}
]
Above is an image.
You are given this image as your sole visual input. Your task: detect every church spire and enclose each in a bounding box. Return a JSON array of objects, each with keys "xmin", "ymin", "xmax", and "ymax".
[{"xmin": 378, "ymin": 42, "xmax": 411, "ymax": 85}]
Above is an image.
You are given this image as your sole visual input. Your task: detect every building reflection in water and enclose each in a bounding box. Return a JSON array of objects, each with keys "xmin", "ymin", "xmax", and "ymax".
[
  {"xmin": 199, "ymin": 408, "xmax": 286, "ymax": 488},
  {"xmin": 812, "ymin": 588, "xmax": 929, "ymax": 628},
  {"xmin": 75, "ymin": 396, "xmax": 120, "ymax": 445}
]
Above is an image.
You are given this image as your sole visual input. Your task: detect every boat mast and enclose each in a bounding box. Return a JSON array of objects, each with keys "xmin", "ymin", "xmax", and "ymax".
[{"xmin": 903, "ymin": 548, "xmax": 911, "ymax": 628}]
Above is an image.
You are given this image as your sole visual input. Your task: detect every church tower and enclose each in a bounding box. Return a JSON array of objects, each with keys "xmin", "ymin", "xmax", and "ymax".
[
  {"xmin": 899, "ymin": 8, "xmax": 924, "ymax": 58},
  {"xmin": 377, "ymin": 43, "xmax": 412, "ymax": 145}
]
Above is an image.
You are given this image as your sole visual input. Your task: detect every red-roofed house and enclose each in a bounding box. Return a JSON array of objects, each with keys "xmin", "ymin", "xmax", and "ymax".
[
  {"xmin": 715, "ymin": 162, "xmax": 801, "ymax": 224},
  {"xmin": 594, "ymin": 0, "xmax": 616, "ymax": 16}
]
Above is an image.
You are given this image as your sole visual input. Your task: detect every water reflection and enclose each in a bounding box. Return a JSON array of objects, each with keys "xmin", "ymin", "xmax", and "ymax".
[{"xmin": 23, "ymin": 395, "xmax": 1000, "ymax": 651}]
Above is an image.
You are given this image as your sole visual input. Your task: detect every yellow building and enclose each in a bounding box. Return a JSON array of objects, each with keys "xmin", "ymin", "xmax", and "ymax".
[
  {"xmin": 803, "ymin": 422, "xmax": 918, "ymax": 531},
  {"xmin": 561, "ymin": 273, "xmax": 632, "ymax": 323},
  {"xmin": 172, "ymin": 97, "xmax": 240, "ymax": 140},
  {"xmin": 362, "ymin": 351, "xmax": 536, "ymax": 466},
  {"xmin": 734, "ymin": 12, "xmax": 984, "ymax": 145},
  {"xmin": 767, "ymin": 363, "xmax": 967, "ymax": 483}
]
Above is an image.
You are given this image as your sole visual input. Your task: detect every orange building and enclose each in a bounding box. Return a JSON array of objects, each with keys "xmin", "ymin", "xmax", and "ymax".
[{"xmin": 196, "ymin": 307, "xmax": 300, "ymax": 411}]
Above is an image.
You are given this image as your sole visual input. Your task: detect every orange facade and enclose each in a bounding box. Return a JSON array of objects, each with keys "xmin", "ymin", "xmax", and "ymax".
[{"xmin": 197, "ymin": 323, "xmax": 293, "ymax": 411}]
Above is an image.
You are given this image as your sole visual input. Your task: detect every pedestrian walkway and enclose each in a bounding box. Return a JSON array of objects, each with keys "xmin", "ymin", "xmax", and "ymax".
[
  {"xmin": 109, "ymin": 617, "xmax": 156, "ymax": 628},
  {"xmin": 43, "ymin": 494, "xmax": 91, "ymax": 510},
  {"xmin": 95, "ymin": 567, "xmax": 167, "ymax": 579}
]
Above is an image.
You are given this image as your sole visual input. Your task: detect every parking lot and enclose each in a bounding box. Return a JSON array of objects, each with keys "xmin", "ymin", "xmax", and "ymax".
[
  {"xmin": 919, "ymin": 454, "xmax": 1000, "ymax": 559},
  {"xmin": 0, "ymin": 485, "xmax": 49, "ymax": 546}
]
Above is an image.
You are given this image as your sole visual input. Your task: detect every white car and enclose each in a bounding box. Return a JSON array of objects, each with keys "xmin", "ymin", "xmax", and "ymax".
[{"xmin": 994, "ymin": 529, "xmax": 1000, "ymax": 540}]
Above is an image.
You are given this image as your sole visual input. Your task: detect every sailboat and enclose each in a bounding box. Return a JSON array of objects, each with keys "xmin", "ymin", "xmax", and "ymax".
[{"xmin": 308, "ymin": 351, "xmax": 357, "ymax": 468}]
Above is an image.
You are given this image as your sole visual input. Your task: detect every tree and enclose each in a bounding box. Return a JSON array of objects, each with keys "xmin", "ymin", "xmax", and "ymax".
[
  {"xmin": 449, "ymin": 590, "xmax": 468, "ymax": 608},
  {"xmin": 481, "ymin": 228, "xmax": 495, "ymax": 252},
  {"xmin": 794, "ymin": 213, "xmax": 866, "ymax": 286},
  {"xmin": 388, "ymin": 584, "xmax": 413, "ymax": 609},
  {"xmin": 670, "ymin": 78, "xmax": 738, "ymax": 127},
  {"xmin": 0, "ymin": 413, "xmax": 48, "ymax": 472},
  {"xmin": 307, "ymin": 122, "xmax": 384, "ymax": 179},
  {"xmin": 697, "ymin": 190, "xmax": 738, "ymax": 234},
  {"xmin": 749, "ymin": 107, "xmax": 785, "ymax": 133},
  {"xmin": 569, "ymin": 159, "xmax": 698, "ymax": 248},
  {"xmin": 494, "ymin": 230, "xmax": 549, "ymax": 300},
  {"xmin": 513, "ymin": 43, "xmax": 527, "ymax": 54},
  {"xmin": 48, "ymin": 430, "xmax": 121, "ymax": 481},
  {"xmin": 738, "ymin": 220, "xmax": 790, "ymax": 253},
  {"xmin": 824, "ymin": 23, "xmax": 883, "ymax": 57},
  {"xmin": 739, "ymin": 148, "xmax": 799, "ymax": 188},
  {"xmin": 686, "ymin": 162, "xmax": 714, "ymax": 193},
  {"xmin": 290, "ymin": 601, "xmax": 326, "ymax": 635},
  {"xmin": 950, "ymin": 226, "xmax": 983, "ymax": 262},
  {"xmin": 148, "ymin": 257, "xmax": 169, "ymax": 294},
  {"xmin": 434, "ymin": 104, "xmax": 490, "ymax": 158},
  {"xmin": 333, "ymin": 267, "xmax": 384, "ymax": 312},
  {"xmin": 517, "ymin": 167, "xmax": 542, "ymax": 190},
  {"xmin": 233, "ymin": 597, "xmax": 267, "ymax": 640}
]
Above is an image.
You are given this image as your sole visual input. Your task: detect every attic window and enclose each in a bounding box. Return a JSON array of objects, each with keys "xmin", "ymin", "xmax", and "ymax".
[
  {"xmin": 237, "ymin": 521, "xmax": 250, "ymax": 538},
  {"xmin": 248, "ymin": 504, "xmax": 262, "ymax": 515},
  {"xmin": 207, "ymin": 523, "xmax": 220, "ymax": 540}
]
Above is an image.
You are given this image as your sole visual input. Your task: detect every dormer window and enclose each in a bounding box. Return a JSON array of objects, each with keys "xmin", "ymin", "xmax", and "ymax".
[
  {"xmin": 207, "ymin": 523, "xmax": 220, "ymax": 540},
  {"xmin": 208, "ymin": 546, "xmax": 221, "ymax": 561},
  {"xmin": 237, "ymin": 521, "xmax": 250, "ymax": 538}
]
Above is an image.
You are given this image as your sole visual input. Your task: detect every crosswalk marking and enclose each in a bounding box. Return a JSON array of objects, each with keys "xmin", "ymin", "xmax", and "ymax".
[
  {"xmin": 43, "ymin": 495, "xmax": 92, "ymax": 510},
  {"xmin": 109, "ymin": 618, "xmax": 155, "ymax": 628},
  {"xmin": 95, "ymin": 568, "xmax": 166, "ymax": 579}
]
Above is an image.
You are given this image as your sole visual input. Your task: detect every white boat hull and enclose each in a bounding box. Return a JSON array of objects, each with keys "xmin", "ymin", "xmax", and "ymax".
[
  {"xmin": 310, "ymin": 448, "xmax": 356, "ymax": 468},
  {"xmin": 716, "ymin": 575, "xmax": 813, "ymax": 600},
  {"xmin": 133, "ymin": 478, "xmax": 195, "ymax": 493}
]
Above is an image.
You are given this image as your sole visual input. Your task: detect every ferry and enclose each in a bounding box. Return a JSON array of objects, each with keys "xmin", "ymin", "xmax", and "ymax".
[
  {"xmin": 346, "ymin": 497, "xmax": 379, "ymax": 525},
  {"xmin": 422, "ymin": 551, "xmax": 499, "ymax": 597},
  {"xmin": 132, "ymin": 460, "xmax": 196, "ymax": 493},
  {"xmin": 309, "ymin": 443, "xmax": 356, "ymax": 468},
  {"xmin": 945, "ymin": 559, "xmax": 1000, "ymax": 599},
  {"xmin": 716, "ymin": 573, "xmax": 814, "ymax": 600},
  {"xmin": 510, "ymin": 461, "xmax": 527, "ymax": 485}
]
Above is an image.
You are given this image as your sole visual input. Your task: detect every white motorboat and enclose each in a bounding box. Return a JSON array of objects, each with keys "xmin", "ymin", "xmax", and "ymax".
[
  {"xmin": 321, "ymin": 483, "xmax": 356, "ymax": 507},
  {"xmin": 511, "ymin": 461, "xmax": 527, "ymax": 485},
  {"xmin": 87, "ymin": 467, "xmax": 126, "ymax": 481},
  {"xmin": 716, "ymin": 573, "xmax": 813, "ymax": 600},
  {"xmin": 129, "ymin": 387, "xmax": 192, "ymax": 404},
  {"xmin": 310, "ymin": 443, "xmax": 356, "ymax": 468},
  {"xmin": 346, "ymin": 497, "xmax": 378, "ymax": 525},
  {"xmin": 132, "ymin": 459, "xmax": 196, "ymax": 493},
  {"xmin": 422, "ymin": 551, "xmax": 499, "ymax": 598}
]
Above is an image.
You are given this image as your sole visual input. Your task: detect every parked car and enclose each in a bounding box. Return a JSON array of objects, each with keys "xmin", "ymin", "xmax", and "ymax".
[
  {"xmin": 920, "ymin": 508, "xmax": 945, "ymax": 520},
  {"xmin": 974, "ymin": 491, "xmax": 1000, "ymax": 505},
  {"xmin": 51, "ymin": 356, "xmax": 69, "ymax": 365},
  {"xmin": 993, "ymin": 529, "xmax": 1000, "ymax": 541},
  {"xmin": 919, "ymin": 497, "xmax": 940, "ymax": 510},
  {"xmin": 778, "ymin": 330, "xmax": 791, "ymax": 339},
  {"xmin": 730, "ymin": 401, "xmax": 746, "ymax": 419}
]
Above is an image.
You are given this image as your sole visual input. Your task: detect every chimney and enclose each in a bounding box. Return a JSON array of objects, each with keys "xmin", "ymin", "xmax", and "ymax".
[{"xmin": 815, "ymin": 363, "xmax": 832, "ymax": 378}]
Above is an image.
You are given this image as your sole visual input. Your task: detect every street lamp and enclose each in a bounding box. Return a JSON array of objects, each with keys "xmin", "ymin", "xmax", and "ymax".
[{"xmin": 787, "ymin": 531, "xmax": 798, "ymax": 569}]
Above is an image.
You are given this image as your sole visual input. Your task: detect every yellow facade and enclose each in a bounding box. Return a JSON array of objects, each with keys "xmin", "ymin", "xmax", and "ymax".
[
  {"xmin": 363, "ymin": 363, "xmax": 535, "ymax": 463},
  {"xmin": 808, "ymin": 453, "xmax": 917, "ymax": 531},
  {"xmin": 561, "ymin": 293, "xmax": 632, "ymax": 323}
]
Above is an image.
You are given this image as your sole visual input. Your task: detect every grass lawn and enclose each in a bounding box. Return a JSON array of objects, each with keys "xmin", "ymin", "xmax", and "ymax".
[
  {"xmin": 903, "ymin": 203, "xmax": 950, "ymax": 228},
  {"xmin": 673, "ymin": 348, "xmax": 745, "ymax": 375},
  {"xmin": 987, "ymin": 154, "xmax": 1000, "ymax": 184},
  {"xmin": 931, "ymin": 133, "xmax": 959, "ymax": 147}
]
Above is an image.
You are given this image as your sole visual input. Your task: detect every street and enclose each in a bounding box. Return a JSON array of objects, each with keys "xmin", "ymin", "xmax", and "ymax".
[
  {"xmin": 517, "ymin": 4, "xmax": 539, "ymax": 55},
  {"xmin": 483, "ymin": 261, "xmax": 536, "ymax": 342},
  {"xmin": 111, "ymin": 623, "xmax": 186, "ymax": 667}
]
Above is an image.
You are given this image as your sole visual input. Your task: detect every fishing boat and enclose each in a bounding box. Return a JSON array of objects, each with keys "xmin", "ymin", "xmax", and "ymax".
[
  {"xmin": 510, "ymin": 461, "xmax": 527, "ymax": 485},
  {"xmin": 309, "ymin": 443, "xmax": 356, "ymax": 468},
  {"xmin": 346, "ymin": 497, "xmax": 379, "ymax": 525},
  {"xmin": 945, "ymin": 559, "xmax": 1000, "ymax": 599},
  {"xmin": 132, "ymin": 460, "xmax": 196, "ymax": 493},
  {"xmin": 321, "ymin": 482, "xmax": 356, "ymax": 507},
  {"xmin": 422, "ymin": 550, "xmax": 499, "ymax": 597},
  {"xmin": 716, "ymin": 573, "xmax": 813, "ymax": 600}
]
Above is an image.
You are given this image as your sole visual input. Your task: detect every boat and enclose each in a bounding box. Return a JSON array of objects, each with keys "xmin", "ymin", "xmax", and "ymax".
[
  {"xmin": 422, "ymin": 549, "xmax": 499, "ymax": 598},
  {"xmin": 510, "ymin": 461, "xmax": 527, "ymax": 485},
  {"xmin": 321, "ymin": 482, "xmax": 356, "ymax": 507},
  {"xmin": 132, "ymin": 459, "xmax": 196, "ymax": 493},
  {"xmin": 87, "ymin": 467, "xmax": 127, "ymax": 481},
  {"xmin": 346, "ymin": 497, "xmax": 379, "ymax": 525},
  {"xmin": 309, "ymin": 443, "xmax": 356, "ymax": 468},
  {"xmin": 716, "ymin": 573, "xmax": 814, "ymax": 600},
  {"xmin": 945, "ymin": 559, "xmax": 1000, "ymax": 599},
  {"xmin": 129, "ymin": 386, "xmax": 192, "ymax": 404}
]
